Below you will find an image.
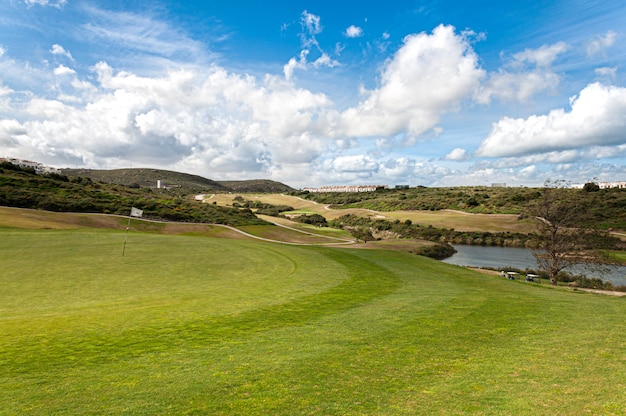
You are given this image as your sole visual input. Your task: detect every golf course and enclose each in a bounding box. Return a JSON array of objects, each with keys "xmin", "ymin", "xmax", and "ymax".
[{"xmin": 1, "ymin": 207, "xmax": 625, "ymax": 415}]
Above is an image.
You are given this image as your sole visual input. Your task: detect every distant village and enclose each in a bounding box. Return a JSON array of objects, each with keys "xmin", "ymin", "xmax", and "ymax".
[
  {"xmin": 305, "ymin": 182, "xmax": 626, "ymax": 192},
  {"xmin": 303, "ymin": 185, "xmax": 390, "ymax": 193}
]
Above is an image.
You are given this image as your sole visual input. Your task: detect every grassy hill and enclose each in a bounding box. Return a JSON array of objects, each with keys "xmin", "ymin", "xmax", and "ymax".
[
  {"xmin": 1, "ymin": 225, "xmax": 625, "ymax": 414},
  {"xmin": 218, "ymin": 179, "xmax": 294, "ymax": 193},
  {"xmin": 61, "ymin": 168, "xmax": 295, "ymax": 193}
]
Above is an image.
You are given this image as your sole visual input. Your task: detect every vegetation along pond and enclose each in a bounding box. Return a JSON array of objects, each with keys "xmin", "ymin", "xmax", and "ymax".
[{"xmin": 441, "ymin": 245, "xmax": 626, "ymax": 286}]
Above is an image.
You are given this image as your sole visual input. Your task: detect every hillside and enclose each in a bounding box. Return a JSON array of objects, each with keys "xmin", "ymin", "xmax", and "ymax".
[
  {"xmin": 61, "ymin": 168, "xmax": 228, "ymax": 191},
  {"xmin": 218, "ymin": 179, "xmax": 294, "ymax": 193},
  {"xmin": 61, "ymin": 168, "xmax": 295, "ymax": 193},
  {"xmin": 0, "ymin": 163, "xmax": 266, "ymax": 226},
  {"xmin": 296, "ymin": 185, "xmax": 626, "ymax": 230}
]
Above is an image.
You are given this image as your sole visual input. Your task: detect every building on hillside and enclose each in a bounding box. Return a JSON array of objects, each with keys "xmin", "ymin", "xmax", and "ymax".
[
  {"xmin": 0, "ymin": 157, "xmax": 59, "ymax": 174},
  {"xmin": 154, "ymin": 179, "xmax": 180, "ymax": 190},
  {"xmin": 303, "ymin": 185, "xmax": 388, "ymax": 193},
  {"xmin": 571, "ymin": 181, "xmax": 626, "ymax": 189},
  {"xmin": 599, "ymin": 181, "xmax": 626, "ymax": 189}
]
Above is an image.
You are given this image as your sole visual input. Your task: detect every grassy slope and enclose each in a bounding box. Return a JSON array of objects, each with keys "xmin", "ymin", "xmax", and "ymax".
[
  {"xmin": 209, "ymin": 193, "xmax": 535, "ymax": 233},
  {"xmin": 1, "ymin": 227, "xmax": 625, "ymax": 415},
  {"xmin": 0, "ymin": 207, "xmax": 356, "ymax": 245}
]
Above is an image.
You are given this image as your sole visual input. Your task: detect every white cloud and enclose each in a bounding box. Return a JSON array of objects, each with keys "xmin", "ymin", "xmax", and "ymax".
[
  {"xmin": 475, "ymin": 71, "xmax": 560, "ymax": 104},
  {"xmin": 2, "ymin": 61, "xmax": 336, "ymax": 179},
  {"xmin": 301, "ymin": 10, "xmax": 322, "ymax": 35},
  {"xmin": 283, "ymin": 50, "xmax": 309, "ymax": 80},
  {"xmin": 311, "ymin": 53, "xmax": 339, "ymax": 69},
  {"xmin": 24, "ymin": 0, "xmax": 66, "ymax": 8},
  {"xmin": 0, "ymin": 119, "xmax": 27, "ymax": 137},
  {"xmin": 330, "ymin": 155, "xmax": 378, "ymax": 172},
  {"xmin": 0, "ymin": 84, "xmax": 12, "ymax": 96},
  {"xmin": 339, "ymin": 24, "xmax": 484, "ymax": 138},
  {"xmin": 345, "ymin": 25, "xmax": 363, "ymax": 38},
  {"xmin": 314, "ymin": 156, "xmax": 457, "ymax": 187},
  {"xmin": 50, "ymin": 44, "xmax": 73, "ymax": 60},
  {"xmin": 586, "ymin": 31, "xmax": 617, "ymax": 57},
  {"xmin": 284, "ymin": 11, "xmax": 339, "ymax": 80},
  {"xmin": 476, "ymin": 82, "xmax": 626, "ymax": 157},
  {"xmin": 53, "ymin": 64, "xmax": 76, "ymax": 76},
  {"xmin": 475, "ymin": 42, "xmax": 567, "ymax": 104},
  {"xmin": 595, "ymin": 67, "xmax": 617, "ymax": 78},
  {"xmin": 511, "ymin": 42, "xmax": 568, "ymax": 68},
  {"xmin": 444, "ymin": 148, "xmax": 469, "ymax": 161},
  {"xmin": 283, "ymin": 50, "xmax": 340, "ymax": 80}
]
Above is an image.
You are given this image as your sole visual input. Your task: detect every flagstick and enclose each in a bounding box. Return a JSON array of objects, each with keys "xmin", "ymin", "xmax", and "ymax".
[{"xmin": 122, "ymin": 216, "xmax": 131, "ymax": 257}]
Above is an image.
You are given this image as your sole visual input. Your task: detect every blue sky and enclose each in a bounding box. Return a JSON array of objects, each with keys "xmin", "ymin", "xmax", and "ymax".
[{"xmin": 1, "ymin": 0, "xmax": 625, "ymax": 188}]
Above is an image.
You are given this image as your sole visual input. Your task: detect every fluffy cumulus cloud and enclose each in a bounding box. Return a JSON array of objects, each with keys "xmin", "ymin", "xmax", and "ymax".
[
  {"xmin": 0, "ymin": 61, "xmax": 336, "ymax": 177},
  {"xmin": 53, "ymin": 64, "xmax": 75, "ymax": 76},
  {"xmin": 50, "ymin": 44, "xmax": 73, "ymax": 60},
  {"xmin": 444, "ymin": 148, "xmax": 469, "ymax": 161},
  {"xmin": 339, "ymin": 25, "xmax": 484, "ymax": 138},
  {"xmin": 475, "ymin": 42, "xmax": 568, "ymax": 104},
  {"xmin": 330, "ymin": 155, "xmax": 378, "ymax": 172},
  {"xmin": 476, "ymin": 82, "xmax": 626, "ymax": 157},
  {"xmin": 345, "ymin": 25, "xmax": 363, "ymax": 38}
]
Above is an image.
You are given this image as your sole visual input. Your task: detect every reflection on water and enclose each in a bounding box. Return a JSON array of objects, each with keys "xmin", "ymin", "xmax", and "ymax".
[{"xmin": 441, "ymin": 245, "xmax": 626, "ymax": 286}]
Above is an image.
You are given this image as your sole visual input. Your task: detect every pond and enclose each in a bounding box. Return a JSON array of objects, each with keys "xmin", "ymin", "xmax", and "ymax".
[{"xmin": 441, "ymin": 244, "xmax": 626, "ymax": 286}]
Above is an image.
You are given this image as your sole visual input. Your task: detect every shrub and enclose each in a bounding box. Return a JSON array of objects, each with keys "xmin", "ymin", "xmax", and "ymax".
[{"xmin": 415, "ymin": 243, "xmax": 456, "ymax": 260}]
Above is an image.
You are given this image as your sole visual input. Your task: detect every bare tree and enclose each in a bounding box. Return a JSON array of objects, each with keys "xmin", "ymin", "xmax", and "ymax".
[{"xmin": 527, "ymin": 180, "xmax": 614, "ymax": 285}]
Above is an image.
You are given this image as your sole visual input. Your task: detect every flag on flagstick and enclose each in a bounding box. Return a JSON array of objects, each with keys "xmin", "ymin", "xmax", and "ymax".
[
  {"xmin": 130, "ymin": 207, "xmax": 143, "ymax": 218},
  {"xmin": 123, "ymin": 207, "xmax": 142, "ymax": 256}
]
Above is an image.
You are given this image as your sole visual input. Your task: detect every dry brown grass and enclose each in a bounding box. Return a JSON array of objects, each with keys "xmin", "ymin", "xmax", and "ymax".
[{"xmin": 0, "ymin": 207, "xmax": 119, "ymax": 230}]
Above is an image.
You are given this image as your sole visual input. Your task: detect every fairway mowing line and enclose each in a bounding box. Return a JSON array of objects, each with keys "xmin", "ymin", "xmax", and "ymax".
[
  {"xmin": 261, "ymin": 219, "xmax": 355, "ymax": 243},
  {"xmin": 221, "ymin": 223, "xmax": 356, "ymax": 246},
  {"xmin": 119, "ymin": 212, "xmax": 356, "ymax": 246},
  {"xmin": 125, "ymin": 217, "xmax": 355, "ymax": 246}
]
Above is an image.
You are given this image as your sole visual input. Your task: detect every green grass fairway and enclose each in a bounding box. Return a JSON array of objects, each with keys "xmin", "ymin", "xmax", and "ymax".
[{"xmin": 1, "ymin": 228, "xmax": 625, "ymax": 415}]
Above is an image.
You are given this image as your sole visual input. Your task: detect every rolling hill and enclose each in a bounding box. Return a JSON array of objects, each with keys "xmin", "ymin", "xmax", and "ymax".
[{"xmin": 61, "ymin": 168, "xmax": 295, "ymax": 193}]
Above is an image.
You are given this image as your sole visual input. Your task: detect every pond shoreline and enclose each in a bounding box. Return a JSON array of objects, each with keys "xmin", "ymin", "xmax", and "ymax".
[
  {"xmin": 468, "ymin": 267, "xmax": 626, "ymax": 296},
  {"xmin": 443, "ymin": 244, "xmax": 626, "ymax": 286}
]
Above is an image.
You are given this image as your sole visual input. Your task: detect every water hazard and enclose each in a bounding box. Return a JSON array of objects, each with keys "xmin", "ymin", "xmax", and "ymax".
[{"xmin": 441, "ymin": 244, "xmax": 626, "ymax": 286}]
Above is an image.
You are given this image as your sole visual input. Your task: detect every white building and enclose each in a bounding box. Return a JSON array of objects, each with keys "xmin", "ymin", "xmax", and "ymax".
[
  {"xmin": 303, "ymin": 185, "xmax": 387, "ymax": 193},
  {"xmin": 0, "ymin": 157, "xmax": 59, "ymax": 174},
  {"xmin": 571, "ymin": 181, "xmax": 626, "ymax": 189}
]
